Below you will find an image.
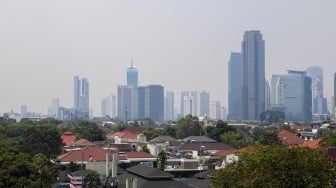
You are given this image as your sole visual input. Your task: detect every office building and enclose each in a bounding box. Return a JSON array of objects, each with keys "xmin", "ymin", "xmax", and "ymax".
[
  {"xmin": 101, "ymin": 95, "xmax": 116, "ymax": 118},
  {"xmin": 165, "ymin": 91, "xmax": 174, "ymax": 120},
  {"xmin": 127, "ymin": 60, "xmax": 138, "ymax": 87},
  {"xmin": 183, "ymin": 95, "xmax": 197, "ymax": 117},
  {"xmin": 284, "ymin": 70, "xmax": 312, "ymax": 121},
  {"xmin": 270, "ymin": 75, "xmax": 287, "ymax": 105},
  {"xmin": 21, "ymin": 105, "xmax": 27, "ymax": 115},
  {"xmin": 265, "ymin": 80, "xmax": 271, "ymax": 110},
  {"xmin": 141, "ymin": 85, "xmax": 164, "ymax": 121},
  {"xmin": 48, "ymin": 98, "xmax": 60, "ymax": 118},
  {"xmin": 180, "ymin": 91, "xmax": 190, "ymax": 118},
  {"xmin": 117, "ymin": 85, "xmax": 138, "ymax": 122},
  {"xmin": 211, "ymin": 101, "xmax": 222, "ymax": 120},
  {"xmin": 241, "ymin": 30, "xmax": 265, "ymax": 121},
  {"xmin": 200, "ymin": 91, "xmax": 210, "ymax": 118},
  {"xmin": 228, "ymin": 52, "xmax": 242, "ymax": 120},
  {"xmin": 74, "ymin": 76, "xmax": 90, "ymax": 118},
  {"xmin": 307, "ymin": 66, "xmax": 327, "ymax": 114}
]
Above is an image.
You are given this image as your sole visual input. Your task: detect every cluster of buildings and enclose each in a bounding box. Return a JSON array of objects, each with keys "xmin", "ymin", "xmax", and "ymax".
[{"xmin": 228, "ymin": 30, "xmax": 336, "ymax": 122}]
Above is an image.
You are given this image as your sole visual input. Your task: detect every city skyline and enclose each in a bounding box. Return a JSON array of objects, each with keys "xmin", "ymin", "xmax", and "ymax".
[{"xmin": 0, "ymin": 1, "xmax": 335, "ymax": 115}]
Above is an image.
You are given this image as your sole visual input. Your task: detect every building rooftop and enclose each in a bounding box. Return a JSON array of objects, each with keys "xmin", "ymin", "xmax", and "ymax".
[
  {"xmin": 181, "ymin": 136, "xmax": 217, "ymax": 143},
  {"xmin": 278, "ymin": 130, "xmax": 304, "ymax": 146}
]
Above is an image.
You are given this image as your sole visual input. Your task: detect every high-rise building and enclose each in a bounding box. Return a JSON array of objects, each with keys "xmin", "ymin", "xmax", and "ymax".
[
  {"xmin": 143, "ymin": 85, "xmax": 164, "ymax": 121},
  {"xmin": 211, "ymin": 101, "xmax": 222, "ymax": 120},
  {"xmin": 165, "ymin": 91, "xmax": 174, "ymax": 120},
  {"xmin": 284, "ymin": 70, "xmax": 312, "ymax": 121},
  {"xmin": 74, "ymin": 76, "xmax": 89, "ymax": 118},
  {"xmin": 241, "ymin": 30, "xmax": 265, "ymax": 121},
  {"xmin": 334, "ymin": 73, "xmax": 336, "ymax": 106},
  {"xmin": 183, "ymin": 95, "xmax": 197, "ymax": 117},
  {"xmin": 265, "ymin": 80, "xmax": 271, "ymax": 110},
  {"xmin": 200, "ymin": 91, "xmax": 210, "ymax": 117},
  {"xmin": 180, "ymin": 91, "xmax": 189, "ymax": 118},
  {"xmin": 270, "ymin": 75, "xmax": 287, "ymax": 105},
  {"xmin": 228, "ymin": 52, "xmax": 242, "ymax": 120},
  {"xmin": 21, "ymin": 105, "xmax": 27, "ymax": 115},
  {"xmin": 101, "ymin": 95, "xmax": 116, "ymax": 118},
  {"xmin": 307, "ymin": 66, "xmax": 327, "ymax": 114},
  {"xmin": 49, "ymin": 98, "xmax": 60, "ymax": 118},
  {"xmin": 127, "ymin": 60, "xmax": 138, "ymax": 87},
  {"xmin": 117, "ymin": 85, "xmax": 138, "ymax": 122}
]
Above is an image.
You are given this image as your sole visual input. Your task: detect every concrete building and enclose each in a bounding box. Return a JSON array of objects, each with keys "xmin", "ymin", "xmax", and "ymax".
[
  {"xmin": 165, "ymin": 91, "xmax": 174, "ymax": 121},
  {"xmin": 74, "ymin": 76, "xmax": 90, "ymax": 118},
  {"xmin": 284, "ymin": 70, "xmax": 312, "ymax": 121},
  {"xmin": 307, "ymin": 66, "xmax": 327, "ymax": 114},
  {"xmin": 139, "ymin": 85, "xmax": 164, "ymax": 121},
  {"xmin": 117, "ymin": 85, "xmax": 138, "ymax": 122},
  {"xmin": 199, "ymin": 91, "xmax": 210, "ymax": 117},
  {"xmin": 228, "ymin": 52, "xmax": 242, "ymax": 120},
  {"xmin": 241, "ymin": 30, "xmax": 265, "ymax": 121},
  {"xmin": 127, "ymin": 59, "xmax": 138, "ymax": 87}
]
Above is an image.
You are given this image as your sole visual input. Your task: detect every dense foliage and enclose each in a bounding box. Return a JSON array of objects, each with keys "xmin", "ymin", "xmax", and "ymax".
[
  {"xmin": 206, "ymin": 120, "xmax": 236, "ymax": 142},
  {"xmin": 175, "ymin": 115, "xmax": 204, "ymax": 139},
  {"xmin": 212, "ymin": 146, "xmax": 336, "ymax": 188}
]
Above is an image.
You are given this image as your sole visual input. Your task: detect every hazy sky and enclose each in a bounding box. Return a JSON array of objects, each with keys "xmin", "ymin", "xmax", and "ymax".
[{"xmin": 0, "ymin": 0, "xmax": 335, "ymax": 115}]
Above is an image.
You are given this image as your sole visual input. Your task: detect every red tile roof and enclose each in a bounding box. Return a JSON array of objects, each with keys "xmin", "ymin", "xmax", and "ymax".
[
  {"xmin": 61, "ymin": 132, "xmax": 76, "ymax": 146},
  {"xmin": 213, "ymin": 149, "xmax": 237, "ymax": 157},
  {"xmin": 301, "ymin": 138, "xmax": 321, "ymax": 149},
  {"xmin": 109, "ymin": 131, "xmax": 139, "ymax": 139},
  {"xmin": 125, "ymin": 151, "xmax": 155, "ymax": 159},
  {"xmin": 278, "ymin": 130, "xmax": 304, "ymax": 146},
  {"xmin": 74, "ymin": 138, "xmax": 95, "ymax": 146},
  {"xmin": 57, "ymin": 146, "xmax": 155, "ymax": 163},
  {"xmin": 57, "ymin": 146, "xmax": 112, "ymax": 163}
]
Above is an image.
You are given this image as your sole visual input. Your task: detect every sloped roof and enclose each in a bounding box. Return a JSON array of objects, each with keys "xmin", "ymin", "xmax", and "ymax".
[
  {"xmin": 126, "ymin": 164, "xmax": 174, "ymax": 179},
  {"xmin": 175, "ymin": 142, "xmax": 234, "ymax": 151},
  {"xmin": 213, "ymin": 149, "xmax": 237, "ymax": 157},
  {"xmin": 124, "ymin": 127, "xmax": 145, "ymax": 134},
  {"xmin": 74, "ymin": 138, "xmax": 95, "ymax": 146},
  {"xmin": 109, "ymin": 131, "xmax": 139, "ymax": 139},
  {"xmin": 57, "ymin": 146, "xmax": 112, "ymax": 163},
  {"xmin": 149, "ymin": 136, "xmax": 177, "ymax": 143},
  {"xmin": 278, "ymin": 130, "xmax": 304, "ymax": 146},
  {"xmin": 301, "ymin": 138, "xmax": 321, "ymax": 149},
  {"xmin": 182, "ymin": 136, "xmax": 216, "ymax": 143},
  {"xmin": 125, "ymin": 151, "xmax": 156, "ymax": 159},
  {"xmin": 61, "ymin": 132, "xmax": 76, "ymax": 146}
]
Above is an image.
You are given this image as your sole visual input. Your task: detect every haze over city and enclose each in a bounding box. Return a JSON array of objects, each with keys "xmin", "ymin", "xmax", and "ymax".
[{"xmin": 0, "ymin": 0, "xmax": 335, "ymax": 115}]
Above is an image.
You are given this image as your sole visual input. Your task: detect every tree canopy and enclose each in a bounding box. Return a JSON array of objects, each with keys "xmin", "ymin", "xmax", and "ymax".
[
  {"xmin": 212, "ymin": 145, "xmax": 336, "ymax": 188},
  {"xmin": 175, "ymin": 115, "xmax": 204, "ymax": 139}
]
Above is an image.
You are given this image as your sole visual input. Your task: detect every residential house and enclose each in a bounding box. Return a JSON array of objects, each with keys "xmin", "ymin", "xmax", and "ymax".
[{"xmin": 277, "ymin": 130, "xmax": 304, "ymax": 146}]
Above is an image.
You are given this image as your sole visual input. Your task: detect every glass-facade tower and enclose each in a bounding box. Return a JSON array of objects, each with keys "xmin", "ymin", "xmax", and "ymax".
[
  {"xmin": 228, "ymin": 52, "xmax": 242, "ymax": 120},
  {"xmin": 241, "ymin": 30, "xmax": 265, "ymax": 121}
]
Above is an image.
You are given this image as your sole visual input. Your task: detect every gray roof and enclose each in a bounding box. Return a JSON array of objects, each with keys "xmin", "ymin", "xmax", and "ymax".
[
  {"xmin": 175, "ymin": 142, "xmax": 234, "ymax": 151},
  {"xmin": 149, "ymin": 135, "xmax": 178, "ymax": 143},
  {"xmin": 126, "ymin": 164, "xmax": 174, "ymax": 179},
  {"xmin": 182, "ymin": 136, "xmax": 217, "ymax": 143}
]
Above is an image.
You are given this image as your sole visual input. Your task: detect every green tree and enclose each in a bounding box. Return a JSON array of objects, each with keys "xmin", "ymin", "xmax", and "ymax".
[
  {"xmin": 175, "ymin": 115, "xmax": 204, "ymax": 139},
  {"xmin": 321, "ymin": 131, "xmax": 336, "ymax": 147},
  {"xmin": 206, "ymin": 120, "xmax": 236, "ymax": 141},
  {"xmin": 260, "ymin": 110, "xmax": 285, "ymax": 124},
  {"xmin": 162, "ymin": 125, "xmax": 177, "ymax": 138},
  {"xmin": 84, "ymin": 170, "xmax": 101, "ymax": 188},
  {"xmin": 258, "ymin": 131, "xmax": 282, "ymax": 146},
  {"xmin": 73, "ymin": 121, "xmax": 104, "ymax": 141},
  {"xmin": 157, "ymin": 151, "xmax": 166, "ymax": 170},
  {"xmin": 212, "ymin": 146, "xmax": 336, "ymax": 188}
]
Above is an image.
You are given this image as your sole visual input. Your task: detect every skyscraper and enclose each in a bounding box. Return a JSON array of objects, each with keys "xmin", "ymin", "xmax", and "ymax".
[
  {"xmin": 74, "ymin": 76, "xmax": 89, "ymax": 118},
  {"xmin": 211, "ymin": 101, "xmax": 222, "ymax": 120},
  {"xmin": 334, "ymin": 73, "xmax": 336, "ymax": 106},
  {"xmin": 307, "ymin": 66, "xmax": 327, "ymax": 114},
  {"xmin": 144, "ymin": 85, "xmax": 164, "ymax": 121},
  {"xmin": 165, "ymin": 91, "xmax": 174, "ymax": 120},
  {"xmin": 227, "ymin": 52, "xmax": 242, "ymax": 120},
  {"xmin": 101, "ymin": 94, "xmax": 116, "ymax": 118},
  {"xmin": 200, "ymin": 91, "xmax": 210, "ymax": 117},
  {"xmin": 270, "ymin": 75, "xmax": 287, "ymax": 105},
  {"xmin": 241, "ymin": 30, "xmax": 265, "ymax": 121},
  {"xmin": 117, "ymin": 85, "xmax": 138, "ymax": 121},
  {"xmin": 284, "ymin": 70, "xmax": 312, "ymax": 121},
  {"xmin": 127, "ymin": 60, "xmax": 138, "ymax": 87},
  {"xmin": 180, "ymin": 91, "xmax": 189, "ymax": 118}
]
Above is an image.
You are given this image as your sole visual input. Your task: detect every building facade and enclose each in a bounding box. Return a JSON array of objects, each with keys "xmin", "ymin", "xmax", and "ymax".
[
  {"xmin": 284, "ymin": 71, "xmax": 312, "ymax": 121},
  {"xmin": 74, "ymin": 76, "xmax": 89, "ymax": 118},
  {"xmin": 200, "ymin": 91, "xmax": 210, "ymax": 118},
  {"xmin": 117, "ymin": 85, "xmax": 138, "ymax": 122},
  {"xmin": 127, "ymin": 60, "xmax": 138, "ymax": 87},
  {"xmin": 307, "ymin": 66, "xmax": 327, "ymax": 114},
  {"xmin": 228, "ymin": 52, "xmax": 242, "ymax": 120},
  {"xmin": 241, "ymin": 30, "xmax": 265, "ymax": 121},
  {"xmin": 165, "ymin": 91, "xmax": 175, "ymax": 121}
]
